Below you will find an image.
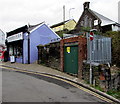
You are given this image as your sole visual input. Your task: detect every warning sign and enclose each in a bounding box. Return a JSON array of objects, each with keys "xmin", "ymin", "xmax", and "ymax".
[{"xmin": 67, "ymin": 47, "xmax": 70, "ymax": 53}]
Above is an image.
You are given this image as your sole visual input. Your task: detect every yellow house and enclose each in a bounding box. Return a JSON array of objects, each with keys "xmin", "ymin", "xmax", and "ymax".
[{"xmin": 50, "ymin": 19, "xmax": 76, "ymax": 32}]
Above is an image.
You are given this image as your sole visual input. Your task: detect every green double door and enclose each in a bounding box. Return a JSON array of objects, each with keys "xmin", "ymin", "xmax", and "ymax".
[{"xmin": 64, "ymin": 45, "xmax": 78, "ymax": 74}]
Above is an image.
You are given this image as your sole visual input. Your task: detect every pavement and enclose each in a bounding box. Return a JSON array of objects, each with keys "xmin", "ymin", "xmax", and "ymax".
[{"xmin": 1, "ymin": 61, "xmax": 120, "ymax": 103}]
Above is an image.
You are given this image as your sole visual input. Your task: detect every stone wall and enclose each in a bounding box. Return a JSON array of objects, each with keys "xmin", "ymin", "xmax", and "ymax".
[
  {"xmin": 110, "ymin": 73, "xmax": 120, "ymax": 90},
  {"xmin": 83, "ymin": 64, "xmax": 120, "ymax": 91},
  {"xmin": 37, "ymin": 42, "xmax": 60, "ymax": 70}
]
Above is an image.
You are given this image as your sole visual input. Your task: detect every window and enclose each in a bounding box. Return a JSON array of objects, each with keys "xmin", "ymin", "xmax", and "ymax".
[
  {"xmin": 80, "ymin": 21, "xmax": 84, "ymax": 26},
  {"xmin": 84, "ymin": 15, "xmax": 88, "ymax": 27},
  {"xmin": 94, "ymin": 20, "xmax": 98, "ymax": 26},
  {"xmin": 89, "ymin": 18, "xmax": 92, "ymax": 28}
]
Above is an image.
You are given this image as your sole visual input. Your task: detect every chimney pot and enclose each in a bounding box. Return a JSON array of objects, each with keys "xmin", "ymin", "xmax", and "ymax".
[{"xmin": 83, "ymin": 2, "xmax": 90, "ymax": 10}]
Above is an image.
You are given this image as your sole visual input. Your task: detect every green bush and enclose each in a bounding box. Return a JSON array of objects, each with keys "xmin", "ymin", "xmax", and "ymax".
[{"xmin": 103, "ymin": 31, "xmax": 120, "ymax": 67}]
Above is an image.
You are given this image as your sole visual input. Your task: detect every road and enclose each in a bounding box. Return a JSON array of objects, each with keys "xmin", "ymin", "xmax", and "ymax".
[{"xmin": 2, "ymin": 67, "xmax": 108, "ymax": 103}]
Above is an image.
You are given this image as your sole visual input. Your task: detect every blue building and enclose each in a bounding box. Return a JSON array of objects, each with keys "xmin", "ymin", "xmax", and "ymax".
[{"xmin": 6, "ymin": 23, "xmax": 61, "ymax": 64}]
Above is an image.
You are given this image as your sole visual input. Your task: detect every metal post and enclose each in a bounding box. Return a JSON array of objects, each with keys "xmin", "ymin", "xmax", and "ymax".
[
  {"xmin": 63, "ymin": 5, "xmax": 65, "ymax": 31},
  {"xmin": 90, "ymin": 37, "xmax": 92, "ymax": 84}
]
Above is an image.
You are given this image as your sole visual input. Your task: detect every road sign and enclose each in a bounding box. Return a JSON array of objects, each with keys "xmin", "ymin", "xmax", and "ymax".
[{"xmin": 90, "ymin": 32, "xmax": 94, "ymax": 41}]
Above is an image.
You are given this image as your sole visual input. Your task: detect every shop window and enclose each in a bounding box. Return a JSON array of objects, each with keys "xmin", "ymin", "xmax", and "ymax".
[
  {"xmin": 9, "ymin": 43, "xmax": 22, "ymax": 58},
  {"xmin": 9, "ymin": 45, "xmax": 13, "ymax": 55},
  {"xmin": 17, "ymin": 47, "xmax": 22, "ymax": 57}
]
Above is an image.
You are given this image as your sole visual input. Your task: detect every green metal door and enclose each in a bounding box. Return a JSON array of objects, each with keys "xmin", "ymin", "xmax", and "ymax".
[{"xmin": 64, "ymin": 45, "xmax": 78, "ymax": 74}]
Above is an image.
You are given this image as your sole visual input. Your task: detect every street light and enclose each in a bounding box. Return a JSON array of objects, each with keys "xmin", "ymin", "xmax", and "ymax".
[{"xmin": 69, "ymin": 8, "xmax": 75, "ymax": 19}]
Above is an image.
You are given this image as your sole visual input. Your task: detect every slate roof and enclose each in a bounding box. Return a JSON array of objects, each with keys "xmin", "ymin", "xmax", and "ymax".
[
  {"xmin": 50, "ymin": 19, "xmax": 72, "ymax": 28},
  {"xmin": 91, "ymin": 10, "xmax": 116, "ymax": 26},
  {"xmin": 7, "ymin": 22, "xmax": 44, "ymax": 37},
  {"xmin": 7, "ymin": 25, "xmax": 28, "ymax": 37},
  {"xmin": 28, "ymin": 22, "xmax": 44, "ymax": 31}
]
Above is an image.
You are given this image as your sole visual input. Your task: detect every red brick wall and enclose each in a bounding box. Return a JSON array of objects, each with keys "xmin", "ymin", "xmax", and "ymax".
[{"xmin": 60, "ymin": 36, "xmax": 87, "ymax": 79}]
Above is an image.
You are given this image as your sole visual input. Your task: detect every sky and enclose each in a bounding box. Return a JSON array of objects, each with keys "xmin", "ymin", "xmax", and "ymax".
[{"xmin": 0, "ymin": 0, "xmax": 119, "ymax": 33}]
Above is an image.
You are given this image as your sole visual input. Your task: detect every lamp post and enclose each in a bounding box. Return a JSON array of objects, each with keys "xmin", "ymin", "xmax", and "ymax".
[{"xmin": 69, "ymin": 8, "xmax": 75, "ymax": 19}]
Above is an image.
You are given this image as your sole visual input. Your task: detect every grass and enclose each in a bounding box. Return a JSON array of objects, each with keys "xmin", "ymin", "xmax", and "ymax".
[
  {"xmin": 90, "ymin": 82, "xmax": 120, "ymax": 100},
  {"xmin": 93, "ymin": 85, "xmax": 105, "ymax": 92},
  {"xmin": 107, "ymin": 89, "xmax": 120, "ymax": 100}
]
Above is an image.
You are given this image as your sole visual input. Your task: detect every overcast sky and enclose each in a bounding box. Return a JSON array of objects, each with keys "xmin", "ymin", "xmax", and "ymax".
[{"xmin": 0, "ymin": 0, "xmax": 119, "ymax": 33}]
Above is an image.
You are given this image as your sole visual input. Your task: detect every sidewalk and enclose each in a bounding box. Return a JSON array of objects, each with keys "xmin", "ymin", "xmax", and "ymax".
[
  {"xmin": 2, "ymin": 62, "xmax": 80, "ymax": 82},
  {"xmin": 1, "ymin": 61, "xmax": 120, "ymax": 103}
]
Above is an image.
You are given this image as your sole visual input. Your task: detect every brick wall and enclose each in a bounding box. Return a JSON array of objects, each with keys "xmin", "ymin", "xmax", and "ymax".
[{"xmin": 60, "ymin": 36, "xmax": 87, "ymax": 79}]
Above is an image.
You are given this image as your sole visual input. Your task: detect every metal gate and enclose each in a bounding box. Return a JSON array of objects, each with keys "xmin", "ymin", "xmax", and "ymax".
[{"xmin": 64, "ymin": 45, "xmax": 78, "ymax": 74}]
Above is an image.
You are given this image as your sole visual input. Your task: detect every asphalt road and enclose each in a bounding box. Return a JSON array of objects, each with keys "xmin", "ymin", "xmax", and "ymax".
[{"xmin": 2, "ymin": 67, "xmax": 107, "ymax": 103}]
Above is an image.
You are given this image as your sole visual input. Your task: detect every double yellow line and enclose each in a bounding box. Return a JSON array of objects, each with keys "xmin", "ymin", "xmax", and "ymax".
[{"xmin": 1, "ymin": 66, "xmax": 114, "ymax": 103}]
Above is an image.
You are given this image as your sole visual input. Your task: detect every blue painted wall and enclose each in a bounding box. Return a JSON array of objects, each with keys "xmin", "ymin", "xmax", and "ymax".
[{"xmin": 23, "ymin": 33, "xmax": 28, "ymax": 64}]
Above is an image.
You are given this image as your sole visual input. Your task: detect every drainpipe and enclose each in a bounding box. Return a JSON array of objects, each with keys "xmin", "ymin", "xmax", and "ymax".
[{"xmin": 27, "ymin": 31, "xmax": 30, "ymax": 64}]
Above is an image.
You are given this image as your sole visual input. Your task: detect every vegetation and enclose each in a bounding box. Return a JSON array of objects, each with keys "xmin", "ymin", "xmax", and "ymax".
[
  {"xmin": 107, "ymin": 89, "xmax": 120, "ymax": 100},
  {"xmin": 56, "ymin": 29, "xmax": 69, "ymax": 38},
  {"xmin": 103, "ymin": 31, "xmax": 120, "ymax": 67},
  {"xmin": 93, "ymin": 85, "xmax": 104, "ymax": 92},
  {"xmin": 81, "ymin": 27, "xmax": 91, "ymax": 32}
]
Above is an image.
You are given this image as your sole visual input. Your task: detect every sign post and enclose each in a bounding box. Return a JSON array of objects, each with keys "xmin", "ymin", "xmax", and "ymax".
[{"xmin": 89, "ymin": 31, "xmax": 94, "ymax": 84}]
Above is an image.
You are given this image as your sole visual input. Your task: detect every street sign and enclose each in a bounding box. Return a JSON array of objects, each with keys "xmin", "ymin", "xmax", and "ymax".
[{"xmin": 90, "ymin": 32, "xmax": 94, "ymax": 41}]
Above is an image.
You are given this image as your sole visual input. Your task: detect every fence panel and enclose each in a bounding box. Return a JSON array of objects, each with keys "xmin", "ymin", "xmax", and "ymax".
[{"xmin": 86, "ymin": 33, "xmax": 111, "ymax": 64}]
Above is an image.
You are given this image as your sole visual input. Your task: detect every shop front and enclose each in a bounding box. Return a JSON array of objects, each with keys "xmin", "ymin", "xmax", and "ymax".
[
  {"xmin": 8, "ymin": 40, "xmax": 23, "ymax": 63},
  {"xmin": 6, "ymin": 32, "xmax": 24, "ymax": 63}
]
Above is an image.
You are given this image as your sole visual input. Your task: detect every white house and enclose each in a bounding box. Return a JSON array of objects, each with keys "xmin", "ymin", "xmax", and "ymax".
[{"xmin": 0, "ymin": 29, "xmax": 5, "ymax": 45}]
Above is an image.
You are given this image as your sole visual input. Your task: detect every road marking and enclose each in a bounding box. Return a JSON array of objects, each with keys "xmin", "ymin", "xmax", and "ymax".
[{"xmin": 1, "ymin": 66, "xmax": 114, "ymax": 103}]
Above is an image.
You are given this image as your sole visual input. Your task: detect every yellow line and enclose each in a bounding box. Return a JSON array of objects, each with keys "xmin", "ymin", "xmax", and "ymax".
[{"xmin": 1, "ymin": 66, "xmax": 114, "ymax": 103}]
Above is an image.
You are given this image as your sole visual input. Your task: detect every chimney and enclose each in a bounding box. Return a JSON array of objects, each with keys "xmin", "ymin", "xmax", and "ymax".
[{"xmin": 83, "ymin": 2, "xmax": 90, "ymax": 10}]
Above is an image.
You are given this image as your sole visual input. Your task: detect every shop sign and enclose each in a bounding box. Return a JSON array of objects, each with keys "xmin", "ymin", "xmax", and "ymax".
[{"xmin": 7, "ymin": 32, "xmax": 23, "ymax": 42}]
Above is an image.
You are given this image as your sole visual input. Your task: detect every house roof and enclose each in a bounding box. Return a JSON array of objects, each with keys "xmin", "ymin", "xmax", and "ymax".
[
  {"xmin": 7, "ymin": 25, "xmax": 28, "ymax": 37},
  {"xmin": 7, "ymin": 22, "xmax": 44, "ymax": 37},
  {"xmin": 50, "ymin": 19, "xmax": 76, "ymax": 28},
  {"xmin": 91, "ymin": 10, "xmax": 116, "ymax": 26},
  {"xmin": 50, "ymin": 20, "xmax": 69, "ymax": 28},
  {"xmin": 28, "ymin": 22, "xmax": 44, "ymax": 31}
]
